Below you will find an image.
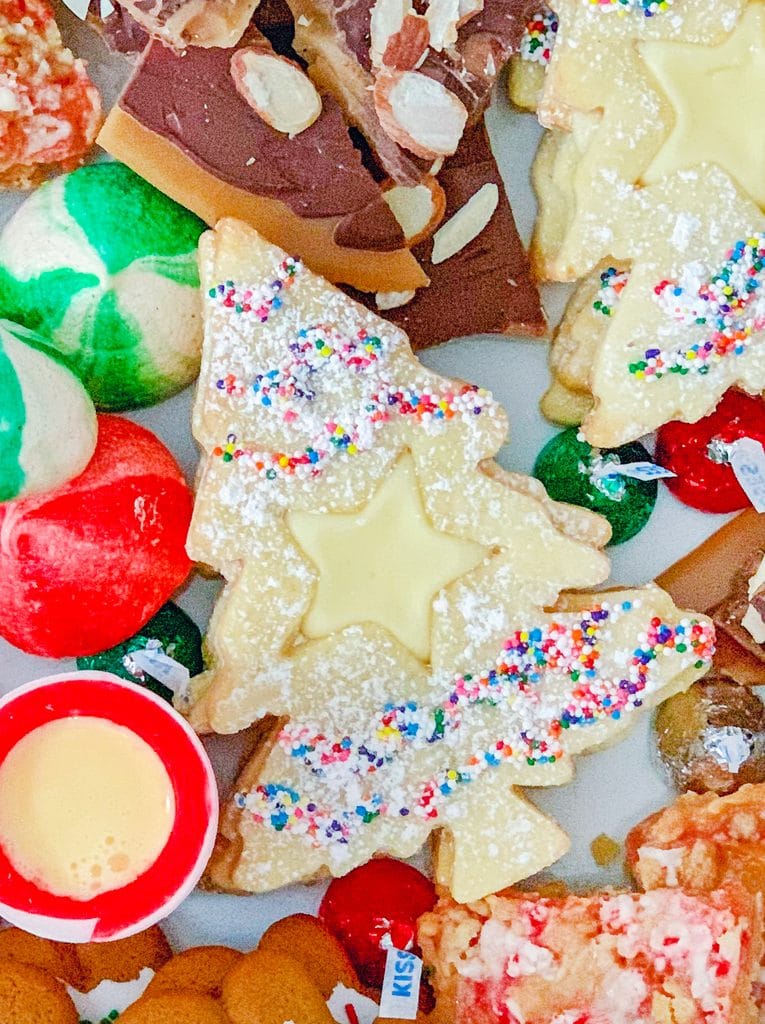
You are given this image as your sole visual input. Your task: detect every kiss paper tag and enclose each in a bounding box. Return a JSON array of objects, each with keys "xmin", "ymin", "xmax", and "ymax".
[
  {"xmin": 378, "ymin": 947, "xmax": 422, "ymax": 1020},
  {"xmin": 591, "ymin": 460, "xmax": 676, "ymax": 483},
  {"xmin": 729, "ymin": 437, "xmax": 765, "ymax": 513},
  {"xmin": 127, "ymin": 648, "xmax": 191, "ymax": 699}
]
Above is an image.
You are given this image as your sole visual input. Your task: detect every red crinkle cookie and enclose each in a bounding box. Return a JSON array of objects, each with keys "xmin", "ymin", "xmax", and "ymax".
[{"xmin": 0, "ymin": 414, "xmax": 193, "ymax": 658}]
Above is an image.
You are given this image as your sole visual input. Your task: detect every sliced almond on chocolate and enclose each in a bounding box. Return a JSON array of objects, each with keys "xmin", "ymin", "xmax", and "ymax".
[
  {"xmin": 370, "ymin": 0, "xmax": 412, "ymax": 68},
  {"xmin": 230, "ymin": 48, "xmax": 322, "ymax": 138},
  {"xmin": 373, "ymin": 70, "xmax": 468, "ymax": 159},
  {"xmin": 383, "ymin": 176, "xmax": 446, "ymax": 244},
  {"xmin": 431, "ymin": 182, "xmax": 498, "ymax": 264},
  {"xmin": 457, "ymin": 0, "xmax": 483, "ymax": 26},
  {"xmin": 382, "ymin": 13, "xmax": 430, "ymax": 71},
  {"xmin": 425, "ymin": 0, "xmax": 460, "ymax": 52},
  {"xmin": 376, "ymin": 289, "xmax": 416, "ymax": 309}
]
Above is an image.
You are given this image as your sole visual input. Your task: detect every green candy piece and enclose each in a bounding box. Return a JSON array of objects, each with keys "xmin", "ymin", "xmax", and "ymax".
[
  {"xmin": 77, "ymin": 601, "xmax": 204, "ymax": 703},
  {"xmin": 533, "ymin": 428, "xmax": 658, "ymax": 545},
  {"xmin": 0, "ymin": 163, "xmax": 206, "ymax": 411}
]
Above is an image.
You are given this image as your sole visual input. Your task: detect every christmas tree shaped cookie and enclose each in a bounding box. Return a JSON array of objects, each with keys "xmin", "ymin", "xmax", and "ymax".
[
  {"xmin": 188, "ymin": 219, "xmax": 715, "ymax": 902},
  {"xmin": 542, "ymin": 167, "xmax": 765, "ymax": 444},
  {"xmin": 532, "ymin": 0, "xmax": 760, "ymax": 281}
]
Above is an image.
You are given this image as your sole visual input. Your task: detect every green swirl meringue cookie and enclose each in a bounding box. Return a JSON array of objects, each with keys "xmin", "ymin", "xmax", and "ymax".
[
  {"xmin": 0, "ymin": 319, "xmax": 97, "ymax": 503},
  {"xmin": 0, "ymin": 162, "xmax": 206, "ymax": 411}
]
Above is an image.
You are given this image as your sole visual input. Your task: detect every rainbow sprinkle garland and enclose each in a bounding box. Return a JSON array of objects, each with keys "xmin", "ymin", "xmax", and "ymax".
[
  {"xmin": 212, "ymin": 278, "xmax": 494, "ymax": 479},
  {"xmin": 521, "ymin": 8, "xmax": 558, "ymax": 64},
  {"xmin": 629, "ymin": 236, "xmax": 765, "ymax": 381},
  {"xmin": 236, "ymin": 602, "xmax": 714, "ymax": 846},
  {"xmin": 593, "ymin": 267, "xmax": 629, "ymax": 317},
  {"xmin": 208, "ymin": 257, "xmax": 301, "ymax": 321},
  {"xmin": 588, "ymin": 0, "xmax": 671, "ymax": 14}
]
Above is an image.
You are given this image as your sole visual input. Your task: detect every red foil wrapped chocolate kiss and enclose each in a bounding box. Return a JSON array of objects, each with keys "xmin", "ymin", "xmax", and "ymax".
[
  {"xmin": 655, "ymin": 390, "xmax": 765, "ymax": 513},
  {"xmin": 319, "ymin": 858, "xmax": 436, "ymax": 990}
]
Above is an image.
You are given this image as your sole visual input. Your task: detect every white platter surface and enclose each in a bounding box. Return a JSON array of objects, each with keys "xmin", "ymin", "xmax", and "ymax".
[{"xmin": 0, "ymin": 4, "xmax": 733, "ymax": 950}]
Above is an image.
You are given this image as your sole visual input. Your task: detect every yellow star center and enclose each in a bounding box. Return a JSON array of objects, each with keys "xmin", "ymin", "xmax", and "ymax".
[
  {"xmin": 641, "ymin": 1, "xmax": 765, "ymax": 208},
  {"xmin": 287, "ymin": 453, "xmax": 489, "ymax": 662}
]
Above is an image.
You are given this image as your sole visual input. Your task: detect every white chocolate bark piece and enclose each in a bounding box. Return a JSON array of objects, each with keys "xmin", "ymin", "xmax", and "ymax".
[{"xmin": 188, "ymin": 218, "xmax": 714, "ymax": 900}]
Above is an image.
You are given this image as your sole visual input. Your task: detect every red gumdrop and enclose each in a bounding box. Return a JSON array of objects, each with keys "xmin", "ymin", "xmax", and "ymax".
[
  {"xmin": 0, "ymin": 414, "xmax": 193, "ymax": 658},
  {"xmin": 655, "ymin": 390, "xmax": 765, "ymax": 514},
  {"xmin": 319, "ymin": 858, "xmax": 437, "ymax": 989}
]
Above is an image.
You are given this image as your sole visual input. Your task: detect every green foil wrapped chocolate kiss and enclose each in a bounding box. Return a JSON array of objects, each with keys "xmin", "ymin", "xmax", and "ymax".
[
  {"xmin": 77, "ymin": 601, "xmax": 204, "ymax": 703},
  {"xmin": 533, "ymin": 428, "xmax": 658, "ymax": 545}
]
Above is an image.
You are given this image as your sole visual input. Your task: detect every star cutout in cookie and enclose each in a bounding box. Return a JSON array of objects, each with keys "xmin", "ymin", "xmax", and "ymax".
[
  {"xmin": 288, "ymin": 454, "xmax": 488, "ymax": 662},
  {"xmin": 187, "ymin": 218, "xmax": 714, "ymax": 903},
  {"xmin": 532, "ymin": 0, "xmax": 765, "ymax": 282},
  {"xmin": 641, "ymin": 1, "xmax": 765, "ymax": 207}
]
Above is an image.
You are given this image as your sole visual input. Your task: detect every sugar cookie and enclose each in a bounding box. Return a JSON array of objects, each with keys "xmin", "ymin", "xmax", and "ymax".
[{"xmin": 189, "ymin": 219, "xmax": 714, "ymax": 902}]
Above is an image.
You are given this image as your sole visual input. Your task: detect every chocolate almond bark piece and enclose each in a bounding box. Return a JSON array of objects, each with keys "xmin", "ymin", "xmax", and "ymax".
[
  {"xmin": 98, "ymin": 34, "xmax": 426, "ymax": 293},
  {"xmin": 346, "ymin": 126, "xmax": 546, "ymax": 347},
  {"xmin": 113, "ymin": 0, "xmax": 260, "ymax": 48},
  {"xmin": 86, "ymin": 3, "xmax": 150, "ymax": 55},
  {"xmin": 288, "ymin": 0, "xmax": 530, "ymax": 183},
  {"xmin": 656, "ymin": 509, "xmax": 765, "ymax": 687}
]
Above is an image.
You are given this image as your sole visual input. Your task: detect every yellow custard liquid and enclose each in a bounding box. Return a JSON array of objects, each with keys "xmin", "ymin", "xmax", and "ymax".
[{"xmin": 0, "ymin": 717, "xmax": 175, "ymax": 901}]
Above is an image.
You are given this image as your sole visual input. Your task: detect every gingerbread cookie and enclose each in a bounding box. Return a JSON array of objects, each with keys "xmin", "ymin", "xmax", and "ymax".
[
  {"xmin": 0, "ymin": 959, "xmax": 78, "ymax": 1024},
  {"xmin": 120, "ymin": 992, "xmax": 231, "ymax": 1024},
  {"xmin": 0, "ymin": 0, "xmax": 101, "ymax": 189},
  {"xmin": 0, "ymin": 929, "xmax": 82, "ymax": 989},
  {"xmin": 258, "ymin": 915, "xmax": 359, "ymax": 997},
  {"xmin": 187, "ymin": 218, "xmax": 714, "ymax": 902},
  {"xmin": 145, "ymin": 946, "xmax": 243, "ymax": 1000}
]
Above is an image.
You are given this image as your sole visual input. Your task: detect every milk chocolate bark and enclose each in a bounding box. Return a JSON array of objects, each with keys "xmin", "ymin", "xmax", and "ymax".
[
  {"xmin": 656, "ymin": 509, "xmax": 765, "ymax": 686},
  {"xmin": 289, "ymin": 0, "xmax": 530, "ymax": 182},
  {"xmin": 88, "ymin": 3, "xmax": 149, "ymax": 54},
  {"xmin": 98, "ymin": 33, "xmax": 426, "ymax": 293},
  {"xmin": 346, "ymin": 126, "xmax": 546, "ymax": 346},
  {"xmin": 113, "ymin": 0, "xmax": 260, "ymax": 48}
]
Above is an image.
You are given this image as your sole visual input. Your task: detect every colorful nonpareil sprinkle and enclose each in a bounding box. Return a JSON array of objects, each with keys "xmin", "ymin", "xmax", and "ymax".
[
  {"xmin": 629, "ymin": 236, "xmax": 765, "ymax": 381},
  {"xmin": 236, "ymin": 602, "xmax": 715, "ymax": 846},
  {"xmin": 208, "ymin": 257, "xmax": 301, "ymax": 322},
  {"xmin": 520, "ymin": 8, "xmax": 558, "ymax": 65},
  {"xmin": 587, "ymin": 0, "xmax": 671, "ymax": 14},
  {"xmin": 211, "ymin": 268, "xmax": 494, "ymax": 480},
  {"xmin": 593, "ymin": 266, "xmax": 629, "ymax": 317}
]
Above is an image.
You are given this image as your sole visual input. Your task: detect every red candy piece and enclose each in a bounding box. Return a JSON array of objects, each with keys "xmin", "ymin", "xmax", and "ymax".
[
  {"xmin": 319, "ymin": 858, "xmax": 436, "ymax": 989},
  {"xmin": 0, "ymin": 414, "xmax": 193, "ymax": 658},
  {"xmin": 655, "ymin": 390, "xmax": 765, "ymax": 513}
]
